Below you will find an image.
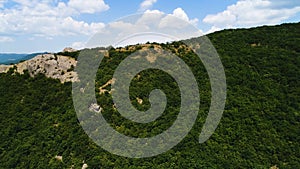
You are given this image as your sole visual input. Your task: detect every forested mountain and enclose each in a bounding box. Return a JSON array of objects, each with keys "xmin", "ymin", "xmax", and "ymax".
[{"xmin": 0, "ymin": 22, "xmax": 299, "ymax": 168}]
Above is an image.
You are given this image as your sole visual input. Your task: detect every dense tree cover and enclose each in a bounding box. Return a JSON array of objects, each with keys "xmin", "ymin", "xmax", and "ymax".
[
  {"xmin": 56, "ymin": 51, "xmax": 80, "ymax": 60},
  {"xmin": 0, "ymin": 23, "xmax": 299, "ymax": 168}
]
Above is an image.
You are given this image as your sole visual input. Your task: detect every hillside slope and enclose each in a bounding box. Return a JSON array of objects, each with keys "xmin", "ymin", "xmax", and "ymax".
[
  {"xmin": 0, "ymin": 23, "xmax": 299, "ymax": 168},
  {"xmin": 0, "ymin": 52, "xmax": 47, "ymax": 65},
  {"xmin": 0, "ymin": 53, "xmax": 77, "ymax": 83}
]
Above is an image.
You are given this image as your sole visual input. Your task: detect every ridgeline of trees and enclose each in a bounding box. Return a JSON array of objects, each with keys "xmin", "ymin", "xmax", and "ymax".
[{"xmin": 0, "ymin": 22, "xmax": 299, "ymax": 168}]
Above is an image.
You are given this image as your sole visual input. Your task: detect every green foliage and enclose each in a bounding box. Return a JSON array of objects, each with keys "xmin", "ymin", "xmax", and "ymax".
[
  {"xmin": 0, "ymin": 22, "xmax": 299, "ymax": 168},
  {"xmin": 56, "ymin": 51, "xmax": 80, "ymax": 60}
]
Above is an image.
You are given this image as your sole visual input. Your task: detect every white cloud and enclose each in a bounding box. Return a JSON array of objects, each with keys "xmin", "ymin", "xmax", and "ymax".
[
  {"xmin": 137, "ymin": 9, "xmax": 165, "ymax": 25},
  {"xmin": 139, "ymin": 0, "xmax": 157, "ymax": 12},
  {"xmin": 68, "ymin": 0, "xmax": 109, "ymax": 14},
  {"xmin": 0, "ymin": 1, "xmax": 202, "ymax": 51},
  {"xmin": 115, "ymin": 8, "xmax": 200, "ymax": 37},
  {"xmin": 204, "ymin": 26, "xmax": 222, "ymax": 35},
  {"xmin": 0, "ymin": 36, "xmax": 13, "ymax": 42},
  {"xmin": 12, "ymin": 0, "xmax": 34, "ymax": 6},
  {"xmin": 0, "ymin": 0, "xmax": 6, "ymax": 8},
  {"xmin": 172, "ymin": 8, "xmax": 192, "ymax": 22},
  {"xmin": 203, "ymin": 11, "xmax": 236, "ymax": 27},
  {"xmin": 87, "ymin": 9, "xmax": 202, "ymax": 48},
  {"xmin": 71, "ymin": 41, "xmax": 86, "ymax": 49},
  {"xmin": 0, "ymin": 0, "xmax": 107, "ymax": 38},
  {"xmin": 159, "ymin": 8, "xmax": 198, "ymax": 28},
  {"xmin": 203, "ymin": 0, "xmax": 300, "ymax": 31}
]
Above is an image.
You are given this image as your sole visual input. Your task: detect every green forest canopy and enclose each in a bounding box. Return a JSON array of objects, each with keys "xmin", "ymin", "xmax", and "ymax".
[{"xmin": 0, "ymin": 22, "xmax": 299, "ymax": 168}]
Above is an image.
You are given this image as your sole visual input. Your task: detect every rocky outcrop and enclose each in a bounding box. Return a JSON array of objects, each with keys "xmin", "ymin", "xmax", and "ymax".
[
  {"xmin": 82, "ymin": 163, "xmax": 88, "ymax": 169},
  {"xmin": 88, "ymin": 103, "xmax": 102, "ymax": 113},
  {"xmin": 0, "ymin": 65, "xmax": 14, "ymax": 73},
  {"xmin": 55, "ymin": 155, "xmax": 63, "ymax": 161},
  {"xmin": 99, "ymin": 78, "xmax": 116, "ymax": 94},
  {"xmin": 63, "ymin": 47, "xmax": 77, "ymax": 53},
  {"xmin": 0, "ymin": 53, "xmax": 78, "ymax": 83}
]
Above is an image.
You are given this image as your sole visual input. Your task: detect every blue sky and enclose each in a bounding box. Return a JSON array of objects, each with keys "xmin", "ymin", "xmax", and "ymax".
[{"xmin": 0, "ymin": 0, "xmax": 299, "ymax": 53}]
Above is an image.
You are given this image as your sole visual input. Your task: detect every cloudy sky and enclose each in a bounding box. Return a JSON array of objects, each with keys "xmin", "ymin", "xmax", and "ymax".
[{"xmin": 0, "ymin": 0, "xmax": 299, "ymax": 53}]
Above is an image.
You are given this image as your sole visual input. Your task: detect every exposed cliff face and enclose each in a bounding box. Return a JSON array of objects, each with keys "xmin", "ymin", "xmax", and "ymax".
[
  {"xmin": 63, "ymin": 47, "xmax": 77, "ymax": 53},
  {"xmin": 0, "ymin": 65, "xmax": 13, "ymax": 73},
  {"xmin": 0, "ymin": 54, "xmax": 78, "ymax": 83}
]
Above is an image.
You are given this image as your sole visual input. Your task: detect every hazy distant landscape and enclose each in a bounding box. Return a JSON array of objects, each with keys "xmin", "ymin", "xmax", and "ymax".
[{"xmin": 0, "ymin": 53, "xmax": 48, "ymax": 65}]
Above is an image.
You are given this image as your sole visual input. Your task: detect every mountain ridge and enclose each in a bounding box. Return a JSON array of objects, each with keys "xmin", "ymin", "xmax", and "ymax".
[
  {"xmin": 0, "ymin": 22, "xmax": 299, "ymax": 168},
  {"xmin": 0, "ymin": 52, "xmax": 49, "ymax": 65}
]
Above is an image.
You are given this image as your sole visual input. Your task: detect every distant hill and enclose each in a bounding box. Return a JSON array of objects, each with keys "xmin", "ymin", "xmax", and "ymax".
[
  {"xmin": 0, "ymin": 22, "xmax": 299, "ymax": 168},
  {"xmin": 0, "ymin": 52, "xmax": 48, "ymax": 65}
]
